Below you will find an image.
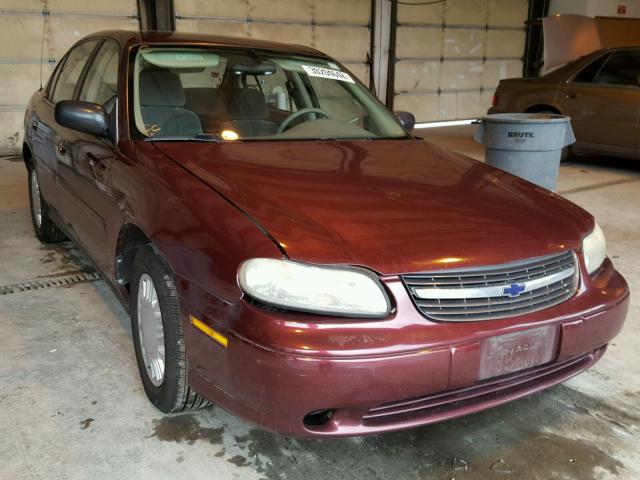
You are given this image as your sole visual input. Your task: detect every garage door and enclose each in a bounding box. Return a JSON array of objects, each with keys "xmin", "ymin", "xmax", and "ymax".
[
  {"xmin": 0, "ymin": 0, "xmax": 139, "ymax": 154},
  {"xmin": 393, "ymin": 0, "xmax": 527, "ymax": 122},
  {"xmin": 174, "ymin": 0, "xmax": 372, "ymax": 85}
]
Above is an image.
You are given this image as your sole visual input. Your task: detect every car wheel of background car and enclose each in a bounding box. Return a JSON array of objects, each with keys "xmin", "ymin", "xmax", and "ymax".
[
  {"xmin": 130, "ymin": 245, "xmax": 210, "ymax": 412},
  {"xmin": 28, "ymin": 164, "xmax": 66, "ymax": 243}
]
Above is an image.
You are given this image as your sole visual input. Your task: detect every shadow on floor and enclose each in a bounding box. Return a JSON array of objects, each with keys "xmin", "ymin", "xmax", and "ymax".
[
  {"xmin": 565, "ymin": 154, "xmax": 640, "ymax": 175},
  {"xmin": 149, "ymin": 382, "xmax": 638, "ymax": 480}
]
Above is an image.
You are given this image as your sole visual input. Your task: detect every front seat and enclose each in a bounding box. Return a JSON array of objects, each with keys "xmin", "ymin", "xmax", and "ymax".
[
  {"xmin": 220, "ymin": 89, "xmax": 277, "ymax": 137},
  {"xmin": 139, "ymin": 69, "xmax": 203, "ymax": 137}
]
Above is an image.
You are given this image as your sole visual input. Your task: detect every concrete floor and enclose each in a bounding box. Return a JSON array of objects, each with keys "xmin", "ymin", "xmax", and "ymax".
[{"xmin": 1, "ymin": 127, "xmax": 639, "ymax": 480}]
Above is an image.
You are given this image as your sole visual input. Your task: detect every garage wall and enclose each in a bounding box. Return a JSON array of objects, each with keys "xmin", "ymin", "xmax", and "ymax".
[
  {"xmin": 0, "ymin": 0, "xmax": 139, "ymax": 154},
  {"xmin": 550, "ymin": 0, "xmax": 640, "ymax": 17},
  {"xmin": 173, "ymin": 0, "xmax": 372, "ymax": 85},
  {"xmin": 393, "ymin": 0, "xmax": 528, "ymax": 122}
]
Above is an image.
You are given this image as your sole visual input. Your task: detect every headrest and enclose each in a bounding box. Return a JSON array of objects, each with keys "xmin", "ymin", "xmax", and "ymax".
[
  {"xmin": 185, "ymin": 88, "xmax": 225, "ymax": 116},
  {"xmin": 225, "ymin": 89, "xmax": 268, "ymax": 120},
  {"xmin": 140, "ymin": 69, "xmax": 185, "ymax": 107}
]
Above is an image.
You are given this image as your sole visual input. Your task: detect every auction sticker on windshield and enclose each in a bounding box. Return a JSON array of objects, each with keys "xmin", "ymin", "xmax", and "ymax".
[{"xmin": 302, "ymin": 65, "xmax": 355, "ymax": 83}]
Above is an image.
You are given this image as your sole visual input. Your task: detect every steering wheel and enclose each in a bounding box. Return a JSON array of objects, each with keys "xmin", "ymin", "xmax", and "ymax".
[{"xmin": 277, "ymin": 108, "xmax": 329, "ymax": 134}]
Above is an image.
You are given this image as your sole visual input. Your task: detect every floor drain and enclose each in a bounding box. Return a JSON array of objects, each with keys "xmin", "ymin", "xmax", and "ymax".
[{"xmin": 0, "ymin": 270, "xmax": 102, "ymax": 295}]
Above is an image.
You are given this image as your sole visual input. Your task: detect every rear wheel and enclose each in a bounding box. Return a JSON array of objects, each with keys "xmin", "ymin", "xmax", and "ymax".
[
  {"xmin": 28, "ymin": 164, "xmax": 66, "ymax": 243},
  {"xmin": 130, "ymin": 245, "xmax": 209, "ymax": 412}
]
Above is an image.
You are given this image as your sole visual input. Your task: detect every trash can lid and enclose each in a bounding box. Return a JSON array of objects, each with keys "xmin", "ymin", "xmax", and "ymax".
[{"xmin": 481, "ymin": 113, "xmax": 570, "ymax": 124}]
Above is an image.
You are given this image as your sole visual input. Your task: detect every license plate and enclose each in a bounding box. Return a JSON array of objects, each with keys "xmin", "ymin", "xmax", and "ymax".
[{"xmin": 478, "ymin": 325, "xmax": 558, "ymax": 380}]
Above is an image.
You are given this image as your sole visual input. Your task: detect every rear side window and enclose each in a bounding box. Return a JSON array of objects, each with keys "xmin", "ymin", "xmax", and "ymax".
[
  {"xmin": 573, "ymin": 54, "xmax": 609, "ymax": 83},
  {"xmin": 79, "ymin": 40, "xmax": 119, "ymax": 105},
  {"xmin": 594, "ymin": 51, "xmax": 640, "ymax": 86},
  {"xmin": 51, "ymin": 40, "xmax": 99, "ymax": 103}
]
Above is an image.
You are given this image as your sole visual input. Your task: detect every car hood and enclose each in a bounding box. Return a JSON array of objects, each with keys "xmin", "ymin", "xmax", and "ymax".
[{"xmin": 153, "ymin": 140, "xmax": 592, "ymax": 275}]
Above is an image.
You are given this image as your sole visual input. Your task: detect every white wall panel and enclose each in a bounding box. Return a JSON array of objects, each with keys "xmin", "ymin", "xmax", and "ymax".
[
  {"xmin": 485, "ymin": 29, "xmax": 526, "ymax": 58},
  {"xmin": 489, "ymin": 0, "xmax": 529, "ymax": 26},
  {"xmin": 396, "ymin": 26, "xmax": 442, "ymax": 59},
  {"xmin": 174, "ymin": 0, "xmax": 372, "ymax": 84},
  {"xmin": 394, "ymin": 0, "xmax": 528, "ymax": 122},
  {"xmin": 444, "ymin": 0, "xmax": 488, "ymax": 25},
  {"xmin": 549, "ymin": 0, "xmax": 640, "ymax": 18},
  {"xmin": 442, "ymin": 28, "xmax": 486, "ymax": 59},
  {"xmin": 440, "ymin": 60, "xmax": 484, "ymax": 90},
  {"xmin": 394, "ymin": 60, "xmax": 440, "ymax": 93},
  {"xmin": 0, "ymin": 2, "xmax": 138, "ymax": 153},
  {"xmin": 482, "ymin": 59, "xmax": 524, "ymax": 89}
]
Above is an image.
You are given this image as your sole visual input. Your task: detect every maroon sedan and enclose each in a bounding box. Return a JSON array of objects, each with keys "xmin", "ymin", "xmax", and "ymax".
[{"xmin": 23, "ymin": 30, "xmax": 628, "ymax": 437}]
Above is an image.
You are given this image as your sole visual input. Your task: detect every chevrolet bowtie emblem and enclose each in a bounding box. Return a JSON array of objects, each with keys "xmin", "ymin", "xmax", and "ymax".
[{"xmin": 503, "ymin": 283, "xmax": 526, "ymax": 298}]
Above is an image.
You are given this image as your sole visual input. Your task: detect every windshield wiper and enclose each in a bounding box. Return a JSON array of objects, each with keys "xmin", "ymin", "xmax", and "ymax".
[{"xmin": 145, "ymin": 133, "xmax": 224, "ymax": 143}]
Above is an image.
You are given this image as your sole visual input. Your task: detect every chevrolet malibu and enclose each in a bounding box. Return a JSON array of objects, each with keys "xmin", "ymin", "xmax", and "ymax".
[{"xmin": 23, "ymin": 30, "xmax": 629, "ymax": 437}]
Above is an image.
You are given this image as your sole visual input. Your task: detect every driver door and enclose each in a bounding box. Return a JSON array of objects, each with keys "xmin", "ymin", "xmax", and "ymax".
[
  {"xmin": 558, "ymin": 50, "xmax": 640, "ymax": 155},
  {"xmin": 56, "ymin": 39, "xmax": 120, "ymax": 273}
]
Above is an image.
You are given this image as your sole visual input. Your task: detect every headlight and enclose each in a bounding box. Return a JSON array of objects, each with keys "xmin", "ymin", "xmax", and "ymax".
[
  {"xmin": 238, "ymin": 258, "xmax": 391, "ymax": 318},
  {"xmin": 583, "ymin": 222, "xmax": 606, "ymax": 274}
]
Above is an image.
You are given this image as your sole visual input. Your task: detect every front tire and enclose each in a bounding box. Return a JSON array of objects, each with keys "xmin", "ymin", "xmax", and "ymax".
[
  {"xmin": 28, "ymin": 164, "xmax": 66, "ymax": 243},
  {"xmin": 130, "ymin": 245, "xmax": 209, "ymax": 412}
]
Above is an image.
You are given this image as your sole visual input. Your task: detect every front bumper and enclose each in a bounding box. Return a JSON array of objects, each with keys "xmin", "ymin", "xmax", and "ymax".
[{"xmin": 185, "ymin": 259, "xmax": 629, "ymax": 437}]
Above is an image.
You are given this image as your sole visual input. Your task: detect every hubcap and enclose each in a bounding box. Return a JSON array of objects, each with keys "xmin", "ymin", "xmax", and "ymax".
[
  {"xmin": 137, "ymin": 273, "xmax": 165, "ymax": 386},
  {"xmin": 30, "ymin": 169, "xmax": 42, "ymax": 229}
]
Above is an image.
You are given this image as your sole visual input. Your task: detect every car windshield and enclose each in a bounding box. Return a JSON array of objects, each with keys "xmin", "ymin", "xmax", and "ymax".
[{"xmin": 132, "ymin": 47, "xmax": 408, "ymax": 141}]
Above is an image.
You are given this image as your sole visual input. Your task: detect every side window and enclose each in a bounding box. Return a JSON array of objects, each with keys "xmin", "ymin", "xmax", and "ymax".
[
  {"xmin": 51, "ymin": 40, "xmax": 99, "ymax": 103},
  {"xmin": 307, "ymin": 75, "xmax": 367, "ymax": 125},
  {"xmin": 573, "ymin": 54, "xmax": 609, "ymax": 83},
  {"xmin": 79, "ymin": 40, "xmax": 119, "ymax": 105},
  {"xmin": 593, "ymin": 51, "xmax": 640, "ymax": 86}
]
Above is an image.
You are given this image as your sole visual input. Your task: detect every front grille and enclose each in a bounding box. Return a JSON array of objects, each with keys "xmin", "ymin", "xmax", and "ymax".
[{"xmin": 402, "ymin": 251, "xmax": 579, "ymax": 321}]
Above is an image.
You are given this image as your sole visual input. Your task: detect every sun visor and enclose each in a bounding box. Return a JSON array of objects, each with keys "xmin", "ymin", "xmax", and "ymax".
[{"xmin": 140, "ymin": 49, "xmax": 220, "ymax": 69}]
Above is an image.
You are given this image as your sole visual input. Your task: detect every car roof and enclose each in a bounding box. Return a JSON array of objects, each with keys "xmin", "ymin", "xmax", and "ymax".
[{"xmin": 84, "ymin": 29, "xmax": 328, "ymax": 57}]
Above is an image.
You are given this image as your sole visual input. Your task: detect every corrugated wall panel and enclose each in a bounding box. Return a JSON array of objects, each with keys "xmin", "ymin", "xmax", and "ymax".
[
  {"xmin": 174, "ymin": 0, "xmax": 372, "ymax": 85},
  {"xmin": 394, "ymin": 0, "xmax": 527, "ymax": 122},
  {"xmin": 0, "ymin": 1, "xmax": 138, "ymax": 154}
]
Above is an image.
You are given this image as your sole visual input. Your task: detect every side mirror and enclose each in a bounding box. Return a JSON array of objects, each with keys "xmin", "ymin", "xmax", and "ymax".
[
  {"xmin": 55, "ymin": 100, "xmax": 108, "ymax": 137},
  {"xmin": 394, "ymin": 111, "xmax": 416, "ymax": 132}
]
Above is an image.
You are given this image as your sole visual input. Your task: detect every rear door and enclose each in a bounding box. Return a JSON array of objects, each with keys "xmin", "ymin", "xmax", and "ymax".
[
  {"xmin": 56, "ymin": 39, "xmax": 120, "ymax": 272},
  {"xmin": 558, "ymin": 50, "xmax": 640, "ymax": 156}
]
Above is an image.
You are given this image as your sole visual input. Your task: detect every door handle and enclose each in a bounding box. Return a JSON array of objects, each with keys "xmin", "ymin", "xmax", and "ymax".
[{"xmin": 565, "ymin": 93, "xmax": 580, "ymax": 99}]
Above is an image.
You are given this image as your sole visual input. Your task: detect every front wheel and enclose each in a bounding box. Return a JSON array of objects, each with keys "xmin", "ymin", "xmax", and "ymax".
[
  {"xmin": 130, "ymin": 245, "xmax": 209, "ymax": 412},
  {"xmin": 28, "ymin": 164, "xmax": 66, "ymax": 243}
]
